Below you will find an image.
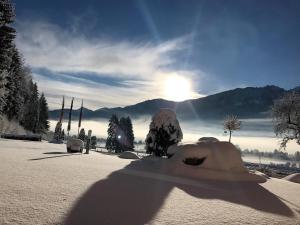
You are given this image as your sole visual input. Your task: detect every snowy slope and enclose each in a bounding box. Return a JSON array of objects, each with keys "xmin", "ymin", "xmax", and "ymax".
[{"xmin": 0, "ymin": 139, "xmax": 299, "ymax": 225}]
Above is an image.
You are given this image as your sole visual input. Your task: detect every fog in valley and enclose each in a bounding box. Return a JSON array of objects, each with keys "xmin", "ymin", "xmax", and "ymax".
[{"xmin": 50, "ymin": 117, "xmax": 299, "ymax": 154}]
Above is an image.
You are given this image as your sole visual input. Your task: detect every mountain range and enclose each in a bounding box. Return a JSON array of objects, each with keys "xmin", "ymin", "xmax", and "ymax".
[{"xmin": 49, "ymin": 85, "xmax": 299, "ymax": 121}]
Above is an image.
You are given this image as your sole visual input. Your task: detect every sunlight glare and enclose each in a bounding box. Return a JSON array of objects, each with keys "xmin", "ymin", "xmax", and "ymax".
[{"xmin": 164, "ymin": 75, "xmax": 193, "ymax": 101}]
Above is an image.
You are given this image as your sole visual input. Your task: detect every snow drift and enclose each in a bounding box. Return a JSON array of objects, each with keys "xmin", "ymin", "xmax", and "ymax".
[
  {"xmin": 165, "ymin": 139, "xmax": 265, "ymax": 182},
  {"xmin": 283, "ymin": 173, "xmax": 300, "ymax": 184},
  {"xmin": 119, "ymin": 151, "xmax": 140, "ymax": 159}
]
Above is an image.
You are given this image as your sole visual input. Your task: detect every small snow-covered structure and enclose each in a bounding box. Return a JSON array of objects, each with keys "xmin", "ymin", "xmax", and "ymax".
[
  {"xmin": 67, "ymin": 138, "xmax": 84, "ymax": 153},
  {"xmin": 145, "ymin": 109, "xmax": 183, "ymax": 157},
  {"xmin": 119, "ymin": 151, "xmax": 140, "ymax": 159},
  {"xmin": 169, "ymin": 141, "xmax": 247, "ymax": 173},
  {"xmin": 283, "ymin": 173, "xmax": 300, "ymax": 184}
]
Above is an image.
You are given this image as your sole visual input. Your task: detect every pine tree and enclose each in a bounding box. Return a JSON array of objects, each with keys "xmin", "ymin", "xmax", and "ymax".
[
  {"xmin": 0, "ymin": 0, "xmax": 15, "ymax": 112},
  {"xmin": 61, "ymin": 129, "xmax": 65, "ymax": 141},
  {"xmin": 0, "ymin": 70, "xmax": 8, "ymax": 112},
  {"xmin": 105, "ymin": 114, "xmax": 121, "ymax": 152},
  {"xmin": 4, "ymin": 47, "xmax": 25, "ymax": 120},
  {"xmin": 21, "ymin": 82, "xmax": 39, "ymax": 133},
  {"xmin": 125, "ymin": 117, "xmax": 134, "ymax": 150},
  {"xmin": 37, "ymin": 93, "xmax": 49, "ymax": 133},
  {"xmin": 78, "ymin": 128, "xmax": 86, "ymax": 142},
  {"xmin": 119, "ymin": 116, "xmax": 134, "ymax": 151}
]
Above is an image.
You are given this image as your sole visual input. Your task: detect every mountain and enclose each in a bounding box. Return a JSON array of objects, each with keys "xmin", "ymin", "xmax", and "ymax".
[{"xmin": 49, "ymin": 85, "xmax": 298, "ymax": 121}]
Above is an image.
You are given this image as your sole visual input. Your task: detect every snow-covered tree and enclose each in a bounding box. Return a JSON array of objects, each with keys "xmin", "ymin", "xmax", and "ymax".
[
  {"xmin": 272, "ymin": 92, "xmax": 300, "ymax": 148},
  {"xmin": 224, "ymin": 115, "xmax": 241, "ymax": 143},
  {"xmin": 0, "ymin": 0, "xmax": 15, "ymax": 112},
  {"xmin": 4, "ymin": 47, "xmax": 25, "ymax": 120},
  {"xmin": 0, "ymin": 70, "xmax": 8, "ymax": 112},
  {"xmin": 145, "ymin": 109, "xmax": 183, "ymax": 157},
  {"xmin": 52, "ymin": 121, "xmax": 62, "ymax": 143}
]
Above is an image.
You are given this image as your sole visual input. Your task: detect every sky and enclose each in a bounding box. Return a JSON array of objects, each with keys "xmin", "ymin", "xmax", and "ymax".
[{"xmin": 13, "ymin": 0, "xmax": 300, "ymax": 110}]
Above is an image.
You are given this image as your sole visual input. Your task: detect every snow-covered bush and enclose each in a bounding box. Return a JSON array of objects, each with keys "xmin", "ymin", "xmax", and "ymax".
[
  {"xmin": 0, "ymin": 115, "xmax": 28, "ymax": 135},
  {"xmin": 145, "ymin": 109, "xmax": 183, "ymax": 157},
  {"xmin": 51, "ymin": 121, "xmax": 63, "ymax": 143}
]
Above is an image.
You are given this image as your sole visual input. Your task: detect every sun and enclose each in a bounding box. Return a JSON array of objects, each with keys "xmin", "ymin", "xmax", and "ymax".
[{"xmin": 164, "ymin": 75, "xmax": 193, "ymax": 101}]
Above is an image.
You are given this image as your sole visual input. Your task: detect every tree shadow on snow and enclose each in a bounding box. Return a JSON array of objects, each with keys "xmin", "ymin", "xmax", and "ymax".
[
  {"xmin": 43, "ymin": 151, "xmax": 68, "ymax": 155},
  {"xmin": 64, "ymin": 159, "xmax": 294, "ymax": 225},
  {"xmin": 29, "ymin": 153, "xmax": 81, "ymax": 161}
]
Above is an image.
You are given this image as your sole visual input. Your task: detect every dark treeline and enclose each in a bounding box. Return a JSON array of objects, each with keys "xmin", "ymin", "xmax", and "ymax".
[
  {"xmin": 0, "ymin": 0, "xmax": 49, "ymax": 134},
  {"xmin": 241, "ymin": 148, "xmax": 300, "ymax": 162}
]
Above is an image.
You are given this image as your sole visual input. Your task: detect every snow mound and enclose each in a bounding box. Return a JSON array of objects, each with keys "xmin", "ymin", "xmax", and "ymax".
[
  {"xmin": 119, "ymin": 151, "xmax": 140, "ymax": 159},
  {"xmin": 67, "ymin": 139, "xmax": 84, "ymax": 152},
  {"xmin": 283, "ymin": 173, "xmax": 300, "ymax": 184},
  {"xmin": 198, "ymin": 137, "xmax": 219, "ymax": 143},
  {"xmin": 169, "ymin": 141, "xmax": 247, "ymax": 173}
]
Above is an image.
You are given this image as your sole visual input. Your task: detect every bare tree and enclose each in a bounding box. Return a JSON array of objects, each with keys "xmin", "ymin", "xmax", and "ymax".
[
  {"xmin": 272, "ymin": 92, "xmax": 300, "ymax": 149},
  {"xmin": 224, "ymin": 115, "xmax": 241, "ymax": 143}
]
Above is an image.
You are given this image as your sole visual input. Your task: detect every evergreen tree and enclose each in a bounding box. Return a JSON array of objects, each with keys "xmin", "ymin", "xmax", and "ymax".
[
  {"xmin": 105, "ymin": 114, "xmax": 121, "ymax": 152},
  {"xmin": 37, "ymin": 93, "xmax": 49, "ymax": 133},
  {"xmin": 0, "ymin": 70, "xmax": 8, "ymax": 112},
  {"xmin": 21, "ymin": 82, "xmax": 39, "ymax": 133},
  {"xmin": 119, "ymin": 116, "xmax": 134, "ymax": 151},
  {"xmin": 145, "ymin": 109, "xmax": 183, "ymax": 157},
  {"xmin": 78, "ymin": 128, "xmax": 86, "ymax": 142},
  {"xmin": 4, "ymin": 47, "xmax": 25, "ymax": 120},
  {"xmin": 0, "ymin": 0, "xmax": 15, "ymax": 112},
  {"xmin": 61, "ymin": 129, "xmax": 65, "ymax": 141}
]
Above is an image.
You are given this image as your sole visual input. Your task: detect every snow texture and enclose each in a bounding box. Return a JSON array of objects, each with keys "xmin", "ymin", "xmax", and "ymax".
[
  {"xmin": 0, "ymin": 139, "xmax": 300, "ymax": 225},
  {"xmin": 119, "ymin": 151, "xmax": 140, "ymax": 159}
]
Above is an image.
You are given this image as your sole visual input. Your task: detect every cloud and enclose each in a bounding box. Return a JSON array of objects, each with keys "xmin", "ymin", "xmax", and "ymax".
[{"xmin": 16, "ymin": 21, "xmax": 203, "ymax": 109}]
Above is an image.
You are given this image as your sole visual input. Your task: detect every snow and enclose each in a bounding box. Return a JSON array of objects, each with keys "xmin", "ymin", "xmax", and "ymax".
[
  {"xmin": 169, "ymin": 141, "xmax": 247, "ymax": 173},
  {"xmin": 0, "ymin": 139, "xmax": 300, "ymax": 225},
  {"xmin": 119, "ymin": 151, "xmax": 140, "ymax": 159},
  {"xmin": 283, "ymin": 173, "xmax": 300, "ymax": 184}
]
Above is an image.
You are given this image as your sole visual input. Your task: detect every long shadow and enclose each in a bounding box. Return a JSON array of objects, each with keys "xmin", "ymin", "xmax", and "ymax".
[
  {"xmin": 43, "ymin": 152, "xmax": 67, "ymax": 155},
  {"xmin": 29, "ymin": 153, "xmax": 80, "ymax": 161},
  {"xmin": 64, "ymin": 159, "xmax": 294, "ymax": 225}
]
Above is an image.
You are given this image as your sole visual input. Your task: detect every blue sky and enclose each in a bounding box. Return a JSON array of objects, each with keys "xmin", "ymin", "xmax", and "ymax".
[{"xmin": 14, "ymin": 0, "xmax": 300, "ymax": 109}]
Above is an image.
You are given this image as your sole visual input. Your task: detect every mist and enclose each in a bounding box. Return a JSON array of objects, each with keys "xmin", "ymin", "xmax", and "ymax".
[{"xmin": 50, "ymin": 117, "xmax": 299, "ymax": 154}]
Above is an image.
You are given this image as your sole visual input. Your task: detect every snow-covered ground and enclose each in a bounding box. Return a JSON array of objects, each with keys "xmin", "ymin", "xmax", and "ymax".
[{"xmin": 0, "ymin": 139, "xmax": 299, "ymax": 225}]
